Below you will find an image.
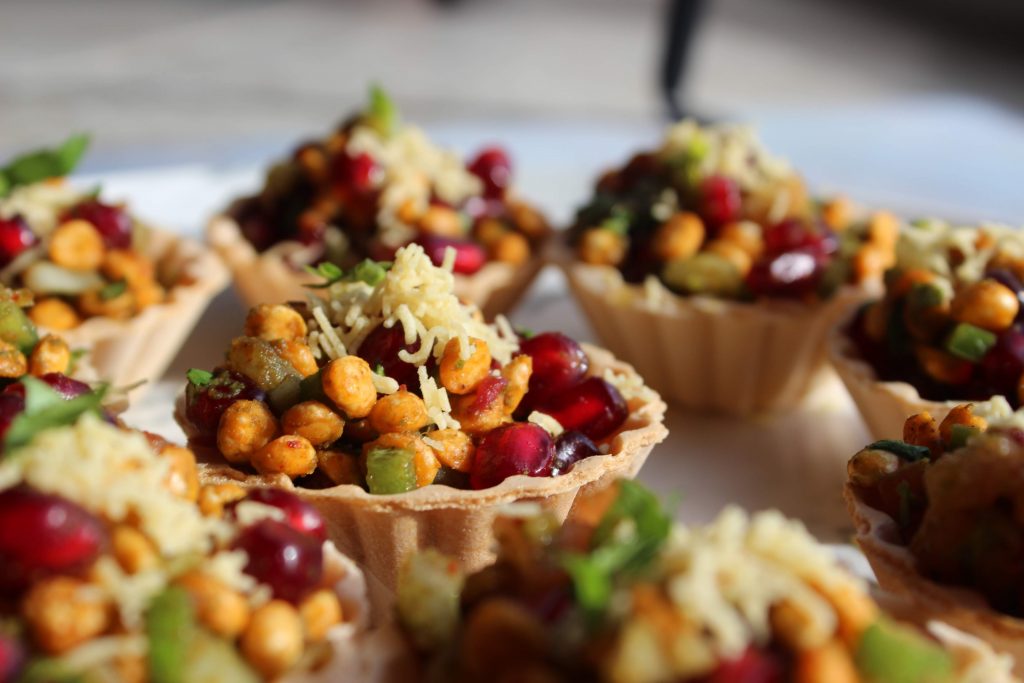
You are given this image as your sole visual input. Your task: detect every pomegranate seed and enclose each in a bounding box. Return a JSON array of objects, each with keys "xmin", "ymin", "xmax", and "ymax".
[
  {"xmin": 518, "ymin": 333, "xmax": 590, "ymax": 404},
  {"xmin": 469, "ymin": 375, "xmax": 508, "ymax": 414},
  {"xmin": 238, "ymin": 489, "xmax": 326, "ymax": 542},
  {"xmin": 334, "ymin": 153, "xmax": 380, "ymax": 194},
  {"xmin": 470, "ymin": 423, "xmax": 554, "ymax": 490},
  {"xmin": 699, "ymin": 175, "xmax": 742, "ymax": 227},
  {"xmin": 979, "ymin": 327, "xmax": 1024, "ymax": 400},
  {"xmin": 0, "ymin": 216, "xmax": 37, "ymax": 267},
  {"xmin": 63, "ymin": 200, "xmax": 133, "ymax": 249},
  {"xmin": 0, "ymin": 394, "xmax": 25, "ymax": 441},
  {"xmin": 234, "ymin": 200, "xmax": 278, "ymax": 252},
  {"xmin": 185, "ymin": 370, "xmax": 266, "ymax": 437},
  {"xmin": 40, "ymin": 373, "xmax": 91, "ymax": 400},
  {"xmin": 0, "ymin": 487, "xmax": 106, "ymax": 590},
  {"xmin": 467, "ymin": 146, "xmax": 512, "ymax": 199},
  {"xmin": 537, "ymin": 377, "xmax": 627, "ymax": 441},
  {"xmin": 763, "ymin": 219, "xmax": 837, "ymax": 258},
  {"xmin": 356, "ymin": 324, "xmax": 427, "ymax": 389},
  {"xmin": 745, "ymin": 249, "xmax": 822, "ymax": 299},
  {"xmin": 547, "ymin": 430, "xmax": 600, "ymax": 475},
  {"xmin": 0, "ymin": 633, "xmax": 24, "ymax": 683},
  {"xmin": 701, "ymin": 647, "xmax": 784, "ymax": 683},
  {"xmin": 234, "ymin": 519, "xmax": 323, "ymax": 603},
  {"xmin": 415, "ymin": 236, "xmax": 486, "ymax": 275}
]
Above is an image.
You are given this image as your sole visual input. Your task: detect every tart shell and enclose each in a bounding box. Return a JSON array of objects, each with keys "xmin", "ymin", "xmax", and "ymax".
[
  {"xmin": 47, "ymin": 229, "xmax": 228, "ymax": 392},
  {"xmin": 845, "ymin": 483, "xmax": 1024, "ymax": 675},
  {"xmin": 179, "ymin": 344, "xmax": 667, "ymax": 618},
  {"xmin": 561, "ymin": 256, "xmax": 870, "ymax": 415},
  {"xmin": 207, "ymin": 214, "xmax": 545, "ymax": 320}
]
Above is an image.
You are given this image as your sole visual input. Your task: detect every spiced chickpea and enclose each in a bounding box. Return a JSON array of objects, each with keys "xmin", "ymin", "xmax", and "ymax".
[
  {"xmin": 28, "ymin": 334, "xmax": 70, "ymax": 376},
  {"xmin": 914, "ymin": 346, "xmax": 972, "ymax": 386},
  {"xmin": 282, "ymin": 401, "xmax": 345, "ymax": 446},
  {"xmin": 794, "ymin": 640, "xmax": 859, "ymax": 683},
  {"xmin": 251, "ymin": 435, "xmax": 318, "ymax": 478},
  {"xmin": 176, "ymin": 571, "xmax": 251, "ymax": 638},
  {"xmin": 770, "ymin": 599, "xmax": 830, "ymax": 651},
  {"xmin": 439, "ymin": 337, "xmax": 491, "ymax": 395},
  {"xmin": 951, "ymin": 279, "xmax": 1019, "ymax": 332},
  {"xmin": 938, "ymin": 404, "xmax": 987, "ymax": 447},
  {"xmin": 490, "ymin": 232, "xmax": 530, "ymax": 266},
  {"xmin": 475, "ymin": 217, "xmax": 508, "ymax": 248},
  {"xmin": 322, "ymin": 356, "xmax": 377, "ymax": 419},
  {"xmin": 426, "ymin": 428, "xmax": 475, "ymax": 472},
  {"xmin": 419, "ymin": 205, "xmax": 464, "ymax": 238},
  {"xmin": 652, "ymin": 212, "xmax": 704, "ymax": 263},
  {"xmin": 241, "ymin": 600, "xmax": 304, "ymax": 678},
  {"xmin": 132, "ymin": 282, "xmax": 165, "ymax": 310},
  {"xmin": 29, "ymin": 298, "xmax": 81, "ymax": 330},
  {"xmin": 216, "ymin": 400, "xmax": 279, "ymax": 465},
  {"xmin": 299, "ymin": 589, "xmax": 343, "ymax": 642},
  {"xmin": 197, "ymin": 482, "xmax": 246, "ymax": 518},
  {"xmin": 368, "ymin": 389, "xmax": 429, "ymax": 434},
  {"xmin": 160, "ymin": 445, "xmax": 199, "ymax": 501},
  {"xmin": 101, "ymin": 249, "xmax": 156, "ymax": 288},
  {"xmin": 271, "ymin": 339, "xmax": 319, "ymax": 377},
  {"xmin": 867, "ymin": 211, "xmax": 899, "ymax": 249},
  {"xmin": 244, "ymin": 304, "xmax": 308, "ymax": 342},
  {"xmin": 820, "ymin": 196, "xmax": 853, "ymax": 231},
  {"xmin": 500, "ymin": 355, "xmax": 532, "ymax": 415},
  {"xmin": 22, "ymin": 577, "xmax": 111, "ymax": 654},
  {"xmin": 717, "ymin": 221, "xmax": 764, "ymax": 258},
  {"xmin": 111, "ymin": 525, "xmax": 158, "ymax": 574},
  {"xmin": 847, "ymin": 448, "xmax": 900, "ymax": 488},
  {"xmin": 507, "ymin": 199, "xmax": 548, "ymax": 239},
  {"xmin": 48, "ymin": 220, "xmax": 105, "ymax": 272},
  {"xmin": 365, "ymin": 432, "xmax": 440, "ymax": 487},
  {"xmin": 78, "ymin": 288, "xmax": 135, "ymax": 320},
  {"xmin": 451, "ymin": 391, "xmax": 508, "ymax": 436},
  {"xmin": 579, "ymin": 229, "xmax": 626, "ymax": 267},
  {"xmin": 318, "ymin": 449, "xmax": 363, "ymax": 486},
  {"xmin": 704, "ymin": 239, "xmax": 752, "ymax": 277},
  {"xmin": 903, "ymin": 411, "xmax": 941, "ymax": 456},
  {"xmin": 0, "ymin": 341, "xmax": 27, "ymax": 378},
  {"xmin": 852, "ymin": 244, "xmax": 892, "ymax": 284}
]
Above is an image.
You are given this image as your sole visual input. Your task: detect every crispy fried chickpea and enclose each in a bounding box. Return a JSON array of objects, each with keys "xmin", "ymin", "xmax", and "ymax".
[
  {"xmin": 507, "ymin": 199, "xmax": 549, "ymax": 239},
  {"xmin": 820, "ymin": 196, "xmax": 853, "ymax": 231},
  {"xmin": 451, "ymin": 391, "xmax": 508, "ymax": 437},
  {"xmin": 439, "ymin": 337, "xmax": 491, "ymax": 395},
  {"xmin": 22, "ymin": 577, "xmax": 111, "ymax": 654},
  {"xmin": 0, "ymin": 340, "xmax": 27, "ymax": 378},
  {"xmin": 321, "ymin": 356, "xmax": 377, "ymax": 419},
  {"xmin": 299, "ymin": 589, "xmax": 343, "ymax": 642},
  {"xmin": 177, "ymin": 571, "xmax": 251, "ymax": 638},
  {"xmin": 271, "ymin": 339, "xmax": 318, "ymax": 377},
  {"xmin": 852, "ymin": 244, "xmax": 892, "ymax": 284},
  {"xmin": 500, "ymin": 354, "xmax": 532, "ymax": 415},
  {"xmin": 29, "ymin": 298, "xmax": 81, "ymax": 330},
  {"xmin": 282, "ymin": 400, "xmax": 345, "ymax": 446},
  {"xmin": 867, "ymin": 211, "xmax": 899, "ymax": 249},
  {"xmin": 251, "ymin": 435, "xmax": 318, "ymax": 478},
  {"xmin": 794, "ymin": 640, "xmax": 859, "ymax": 683},
  {"xmin": 197, "ymin": 482, "xmax": 246, "ymax": 518},
  {"xmin": 579, "ymin": 228, "xmax": 627, "ymax": 266},
  {"xmin": 889, "ymin": 268, "xmax": 935, "ymax": 299},
  {"xmin": 770, "ymin": 599, "xmax": 831, "ymax": 651},
  {"xmin": 419, "ymin": 205, "xmax": 464, "ymax": 238},
  {"xmin": 112, "ymin": 525, "xmax": 158, "ymax": 574},
  {"xmin": 344, "ymin": 417, "xmax": 379, "ymax": 444},
  {"xmin": 365, "ymin": 432, "xmax": 440, "ymax": 487},
  {"xmin": 48, "ymin": 219, "xmax": 105, "ymax": 272},
  {"xmin": 216, "ymin": 400, "xmax": 279, "ymax": 465},
  {"xmin": 28, "ymin": 334, "xmax": 70, "ymax": 376},
  {"xmin": 244, "ymin": 304, "xmax": 308, "ymax": 342},
  {"xmin": 101, "ymin": 249, "xmax": 156, "ymax": 288},
  {"xmin": 490, "ymin": 232, "xmax": 530, "ymax": 266},
  {"xmin": 704, "ymin": 239, "xmax": 752, "ymax": 277},
  {"xmin": 318, "ymin": 449, "xmax": 363, "ymax": 486},
  {"xmin": 915, "ymin": 345, "xmax": 972, "ymax": 386},
  {"xmin": 368, "ymin": 389, "xmax": 429, "ymax": 434},
  {"xmin": 938, "ymin": 404, "xmax": 987, "ymax": 448},
  {"xmin": 652, "ymin": 211, "xmax": 704, "ymax": 262},
  {"xmin": 818, "ymin": 581, "xmax": 877, "ymax": 649},
  {"xmin": 847, "ymin": 448, "xmax": 900, "ymax": 488},
  {"xmin": 475, "ymin": 217, "xmax": 509, "ymax": 248},
  {"xmin": 426, "ymin": 428, "xmax": 475, "ymax": 472},
  {"xmin": 159, "ymin": 444, "xmax": 199, "ymax": 501},
  {"xmin": 951, "ymin": 279, "xmax": 1019, "ymax": 332},
  {"xmin": 77, "ymin": 288, "xmax": 135, "ymax": 319},
  {"xmin": 241, "ymin": 600, "xmax": 304, "ymax": 678},
  {"xmin": 903, "ymin": 411, "xmax": 941, "ymax": 457},
  {"xmin": 717, "ymin": 221, "xmax": 764, "ymax": 258},
  {"xmin": 132, "ymin": 282, "xmax": 165, "ymax": 310}
]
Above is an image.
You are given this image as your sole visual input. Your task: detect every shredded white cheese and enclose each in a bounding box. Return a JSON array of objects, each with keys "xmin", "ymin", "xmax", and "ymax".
[
  {"xmin": 0, "ymin": 181, "xmax": 86, "ymax": 236},
  {"xmin": 527, "ymin": 411, "xmax": 564, "ymax": 437}
]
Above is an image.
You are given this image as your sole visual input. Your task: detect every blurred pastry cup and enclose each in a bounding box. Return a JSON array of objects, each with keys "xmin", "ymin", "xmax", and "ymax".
[
  {"xmin": 829, "ymin": 310, "xmax": 956, "ymax": 440},
  {"xmin": 845, "ymin": 483, "xmax": 1024, "ymax": 676},
  {"xmin": 48, "ymin": 228, "xmax": 229, "ymax": 392},
  {"xmin": 207, "ymin": 213, "xmax": 545, "ymax": 320},
  {"xmin": 561, "ymin": 254, "xmax": 873, "ymax": 415},
  {"xmin": 179, "ymin": 344, "xmax": 667, "ymax": 617}
]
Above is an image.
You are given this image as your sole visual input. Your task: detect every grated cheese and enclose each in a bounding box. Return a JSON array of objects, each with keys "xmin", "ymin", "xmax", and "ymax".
[
  {"xmin": 0, "ymin": 181, "xmax": 86, "ymax": 237},
  {"xmin": 659, "ymin": 120, "xmax": 793, "ymax": 192},
  {"xmin": 527, "ymin": 411, "xmax": 564, "ymax": 437},
  {"xmin": 897, "ymin": 220, "xmax": 1024, "ymax": 286}
]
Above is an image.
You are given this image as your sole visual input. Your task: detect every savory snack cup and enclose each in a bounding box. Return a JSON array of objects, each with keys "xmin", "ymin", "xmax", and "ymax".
[
  {"xmin": 397, "ymin": 480, "xmax": 1018, "ymax": 682},
  {"xmin": 176, "ymin": 244, "xmax": 667, "ymax": 614},
  {"xmin": 833, "ymin": 220, "xmax": 1024, "ymax": 439},
  {"xmin": 210, "ymin": 86, "xmax": 549, "ymax": 320},
  {"xmin": 845, "ymin": 400, "xmax": 1024, "ymax": 675},
  {"xmin": 562, "ymin": 120, "xmax": 891, "ymax": 415}
]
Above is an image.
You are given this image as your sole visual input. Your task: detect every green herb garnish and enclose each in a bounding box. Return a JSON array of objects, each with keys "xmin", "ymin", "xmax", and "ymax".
[
  {"xmin": 600, "ymin": 206, "xmax": 632, "ymax": 236},
  {"xmin": 3, "ymin": 376, "xmax": 105, "ymax": 453},
  {"xmin": 944, "ymin": 322, "xmax": 997, "ymax": 363},
  {"xmin": 186, "ymin": 368, "xmax": 214, "ymax": 387},
  {"xmin": 304, "ymin": 259, "xmax": 391, "ymax": 289},
  {"xmin": 516, "ymin": 327, "xmax": 535, "ymax": 339},
  {"xmin": 146, "ymin": 587, "xmax": 195, "ymax": 683},
  {"xmin": 866, "ymin": 439, "xmax": 930, "ymax": 462},
  {"xmin": 99, "ymin": 279, "xmax": 127, "ymax": 301},
  {"xmin": 367, "ymin": 84, "xmax": 399, "ymax": 138},
  {"xmin": 0, "ymin": 134, "xmax": 90, "ymax": 197},
  {"xmin": 375, "ymin": 364, "xmax": 386, "ymax": 376}
]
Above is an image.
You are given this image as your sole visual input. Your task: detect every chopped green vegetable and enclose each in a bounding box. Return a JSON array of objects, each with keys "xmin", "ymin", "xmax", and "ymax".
[
  {"xmin": 267, "ymin": 375, "xmax": 302, "ymax": 414},
  {"xmin": 662, "ymin": 253, "xmax": 743, "ymax": 298},
  {"xmin": 374, "ymin": 364, "xmax": 385, "ymax": 376},
  {"xmin": 349, "ymin": 259, "xmax": 390, "ymax": 286},
  {"xmin": 516, "ymin": 327, "xmax": 535, "ymax": 339},
  {"xmin": 68, "ymin": 348, "xmax": 88, "ymax": 374},
  {"xmin": 855, "ymin": 619, "xmax": 953, "ymax": 683},
  {"xmin": 225, "ymin": 337, "xmax": 299, "ymax": 392},
  {"xmin": 600, "ymin": 207, "xmax": 632, "ymax": 236},
  {"xmin": 99, "ymin": 279, "xmax": 127, "ymax": 301},
  {"xmin": 944, "ymin": 322, "xmax": 996, "ymax": 362},
  {"xmin": 16, "ymin": 659, "xmax": 85, "ymax": 683},
  {"xmin": 0, "ymin": 300, "xmax": 38, "ymax": 355},
  {"xmin": 186, "ymin": 368, "xmax": 214, "ymax": 387},
  {"xmin": 299, "ymin": 369, "xmax": 330, "ymax": 404},
  {"xmin": 366, "ymin": 84, "xmax": 399, "ymax": 138},
  {"xmin": 906, "ymin": 281, "xmax": 946, "ymax": 311},
  {"xmin": 397, "ymin": 549, "xmax": 465, "ymax": 649},
  {"xmin": 182, "ymin": 630, "xmax": 260, "ymax": 683},
  {"xmin": 304, "ymin": 261, "xmax": 343, "ymax": 284},
  {"xmin": 865, "ymin": 439, "xmax": 930, "ymax": 462},
  {"xmin": 948, "ymin": 423, "xmax": 981, "ymax": 450},
  {"xmin": 3, "ymin": 377, "xmax": 105, "ymax": 454},
  {"xmin": 0, "ymin": 172, "xmax": 8, "ymax": 197},
  {"xmin": 146, "ymin": 587, "xmax": 195, "ymax": 683},
  {"xmin": 305, "ymin": 259, "xmax": 391, "ymax": 289},
  {"xmin": 1, "ymin": 134, "xmax": 90, "ymax": 195},
  {"xmin": 366, "ymin": 446, "xmax": 417, "ymax": 494}
]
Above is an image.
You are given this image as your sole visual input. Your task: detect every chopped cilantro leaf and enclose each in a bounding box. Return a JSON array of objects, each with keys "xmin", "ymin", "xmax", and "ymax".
[
  {"xmin": 600, "ymin": 207, "xmax": 632, "ymax": 236},
  {"xmin": 866, "ymin": 439, "xmax": 930, "ymax": 462},
  {"xmin": 3, "ymin": 376, "xmax": 105, "ymax": 454},
  {"xmin": 186, "ymin": 368, "xmax": 214, "ymax": 387},
  {"xmin": 375, "ymin": 364, "xmax": 385, "ymax": 376},
  {"xmin": 367, "ymin": 84, "xmax": 399, "ymax": 137},
  {"xmin": 2, "ymin": 134, "xmax": 91, "ymax": 194},
  {"xmin": 99, "ymin": 279, "xmax": 127, "ymax": 301}
]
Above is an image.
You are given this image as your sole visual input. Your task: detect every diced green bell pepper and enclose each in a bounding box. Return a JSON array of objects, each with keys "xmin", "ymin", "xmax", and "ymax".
[
  {"xmin": 944, "ymin": 322, "xmax": 996, "ymax": 362},
  {"xmin": 366, "ymin": 446, "xmax": 418, "ymax": 494}
]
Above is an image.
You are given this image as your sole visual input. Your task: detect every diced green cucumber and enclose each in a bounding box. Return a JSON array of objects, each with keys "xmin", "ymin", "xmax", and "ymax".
[
  {"xmin": 855, "ymin": 619, "xmax": 953, "ymax": 683},
  {"xmin": 365, "ymin": 446, "xmax": 417, "ymax": 495},
  {"xmin": 865, "ymin": 439, "xmax": 931, "ymax": 462},
  {"xmin": 267, "ymin": 375, "xmax": 302, "ymax": 414},
  {"xmin": 944, "ymin": 322, "xmax": 996, "ymax": 362},
  {"xmin": 182, "ymin": 630, "xmax": 260, "ymax": 683},
  {"xmin": 226, "ymin": 337, "xmax": 299, "ymax": 392},
  {"xmin": 662, "ymin": 253, "xmax": 743, "ymax": 298},
  {"xmin": 145, "ymin": 587, "xmax": 194, "ymax": 683},
  {"xmin": 0, "ymin": 300, "xmax": 37, "ymax": 354},
  {"xmin": 948, "ymin": 423, "xmax": 981, "ymax": 450}
]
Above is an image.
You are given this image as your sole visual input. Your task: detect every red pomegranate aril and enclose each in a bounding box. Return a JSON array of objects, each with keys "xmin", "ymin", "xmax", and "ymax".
[
  {"xmin": 234, "ymin": 519, "xmax": 323, "ymax": 603},
  {"xmin": 0, "ymin": 633, "xmax": 24, "ymax": 683},
  {"xmin": 699, "ymin": 175, "xmax": 742, "ymax": 228},
  {"xmin": 356, "ymin": 324, "xmax": 425, "ymax": 389},
  {"xmin": 470, "ymin": 423, "xmax": 554, "ymax": 490},
  {"xmin": 538, "ymin": 377, "xmax": 627, "ymax": 441},
  {"xmin": 0, "ymin": 487, "xmax": 106, "ymax": 590},
  {"xmin": 470, "ymin": 375, "xmax": 508, "ymax": 414},
  {"xmin": 701, "ymin": 647, "xmax": 784, "ymax": 683},
  {"xmin": 42, "ymin": 373, "xmax": 91, "ymax": 400},
  {"xmin": 334, "ymin": 152, "xmax": 380, "ymax": 194},
  {"xmin": 979, "ymin": 327, "xmax": 1024, "ymax": 399},
  {"xmin": 745, "ymin": 249, "xmax": 821, "ymax": 299},
  {"xmin": 415, "ymin": 236, "xmax": 486, "ymax": 275},
  {"xmin": 186, "ymin": 370, "xmax": 266, "ymax": 436},
  {"xmin": 467, "ymin": 146, "xmax": 512, "ymax": 199},
  {"xmin": 0, "ymin": 216, "xmax": 37, "ymax": 267},
  {"xmin": 239, "ymin": 488, "xmax": 327, "ymax": 542},
  {"xmin": 547, "ymin": 430, "xmax": 599, "ymax": 475},
  {"xmin": 0, "ymin": 394, "xmax": 25, "ymax": 441},
  {"xmin": 518, "ymin": 333, "xmax": 590, "ymax": 405},
  {"xmin": 64, "ymin": 200, "xmax": 133, "ymax": 250}
]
